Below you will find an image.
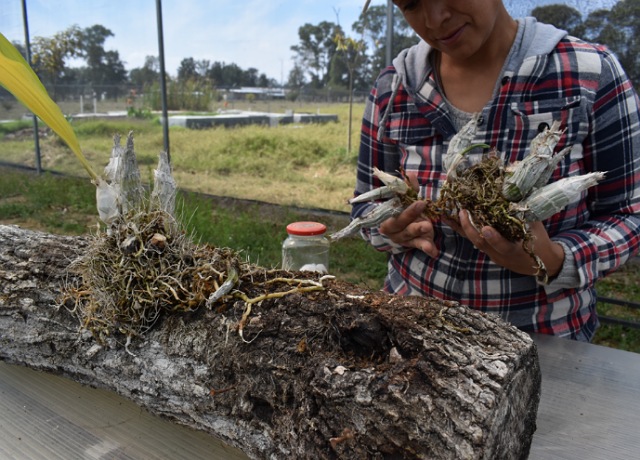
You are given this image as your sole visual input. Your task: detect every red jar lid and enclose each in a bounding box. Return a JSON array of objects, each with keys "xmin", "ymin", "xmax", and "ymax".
[{"xmin": 286, "ymin": 221, "xmax": 327, "ymax": 236}]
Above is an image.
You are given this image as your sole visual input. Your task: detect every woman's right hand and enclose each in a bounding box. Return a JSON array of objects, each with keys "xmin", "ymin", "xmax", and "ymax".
[{"xmin": 379, "ymin": 201, "xmax": 438, "ymax": 257}]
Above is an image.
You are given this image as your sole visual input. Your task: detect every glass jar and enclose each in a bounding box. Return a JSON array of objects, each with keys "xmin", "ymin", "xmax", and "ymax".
[{"xmin": 282, "ymin": 221, "xmax": 330, "ymax": 273}]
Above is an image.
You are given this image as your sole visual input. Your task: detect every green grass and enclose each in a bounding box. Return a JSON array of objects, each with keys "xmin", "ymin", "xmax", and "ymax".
[
  {"xmin": 0, "ymin": 119, "xmax": 33, "ymax": 135},
  {"xmin": 0, "ymin": 168, "xmax": 388, "ymax": 288},
  {"xmin": 0, "ymin": 169, "xmax": 96, "ymax": 234},
  {"xmin": 180, "ymin": 191, "xmax": 387, "ymax": 288},
  {"xmin": 1, "ymin": 105, "xmax": 361, "ymax": 211},
  {"xmin": 590, "ymin": 263, "xmax": 640, "ymax": 352}
]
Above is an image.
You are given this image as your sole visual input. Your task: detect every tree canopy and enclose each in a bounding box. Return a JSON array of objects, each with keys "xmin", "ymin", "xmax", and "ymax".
[
  {"xmin": 531, "ymin": 1, "xmax": 640, "ymax": 89},
  {"xmin": 29, "ymin": 24, "xmax": 127, "ymax": 99},
  {"xmin": 290, "ymin": 21, "xmax": 344, "ymax": 89}
]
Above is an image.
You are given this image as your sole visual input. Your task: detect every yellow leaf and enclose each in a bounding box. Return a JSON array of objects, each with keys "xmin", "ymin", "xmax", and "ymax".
[{"xmin": 0, "ymin": 32, "xmax": 98, "ymax": 182}]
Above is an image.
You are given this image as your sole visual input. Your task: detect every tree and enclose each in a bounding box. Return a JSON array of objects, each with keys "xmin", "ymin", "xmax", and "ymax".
[
  {"xmin": 208, "ymin": 61, "xmax": 243, "ymax": 87},
  {"xmin": 328, "ymin": 53, "xmax": 350, "ymax": 88},
  {"xmin": 597, "ymin": 0, "xmax": 640, "ymax": 86},
  {"xmin": 243, "ymin": 67, "xmax": 260, "ymax": 87},
  {"xmin": 31, "ymin": 25, "xmax": 84, "ymax": 98},
  {"xmin": 196, "ymin": 59, "xmax": 211, "ymax": 80},
  {"xmin": 333, "ymin": 33, "xmax": 367, "ymax": 154},
  {"xmin": 74, "ymin": 25, "xmax": 127, "ymax": 97},
  {"xmin": 352, "ymin": 5, "xmax": 418, "ymax": 82},
  {"xmin": 257, "ymin": 74, "xmax": 272, "ymax": 87},
  {"xmin": 531, "ymin": 1, "xmax": 640, "ymax": 91},
  {"xmin": 531, "ymin": 4, "xmax": 584, "ymax": 37},
  {"xmin": 581, "ymin": 8, "xmax": 628, "ymax": 59},
  {"xmin": 177, "ymin": 57, "xmax": 199, "ymax": 82},
  {"xmin": 290, "ymin": 21, "xmax": 343, "ymax": 88},
  {"xmin": 287, "ymin": 63, "xmax": 306, "ymax": 90},
  {"xmin": 129, "ymin": 56, "xmax": 160, "ymax": 89},
  {"xmin": 30, "ymin": 24, "xmax": 127, "ymax": 99},
  {"xmin": 81, "ymin": 25, "xmax": 113, "ymax": 76},
  {"xmin": 99, "ymin": 50, "xmax": 128, "ymax": 97},
  {"xmin": 579, "ymin": 0, "xmax": 640, "ymax": 90},
  {"xmin": 204, "ymin": 62, "xmax": 271, "ymax": 88},
  {"xmin": 581, "ymin": 8, "xmax": 615, "ymax": 41}
]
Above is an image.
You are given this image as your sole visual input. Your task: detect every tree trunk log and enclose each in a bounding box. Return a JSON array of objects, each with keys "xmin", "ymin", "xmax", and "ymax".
[{"xmin": 0, "ymin": 224, "xmax": 540, "ymax": 459}]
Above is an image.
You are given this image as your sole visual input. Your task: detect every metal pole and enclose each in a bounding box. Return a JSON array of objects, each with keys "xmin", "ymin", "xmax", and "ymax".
[
  {"xmin": 385, "ymin": 0, "xmax": 394, "ymax": 68},
  {"xmin": 21, "ymin": 0, "xmax": 42, "ymax": 174},
  {"xmin": 156, "ymin": 0, "xmax": 170, "ymax": 162}
]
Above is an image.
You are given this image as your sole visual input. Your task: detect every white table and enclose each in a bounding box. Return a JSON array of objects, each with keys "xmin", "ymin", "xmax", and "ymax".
[
  {"xmin": 1, "ymin": 335, "xmax": 638, "ymax": 459},
  {"xmin": 529, "ymin": 334, "xmax": 640, "ymax": 459},
  {"xmin": 0, "ymin": 362, "xmax": 246, "ymax": 460}
]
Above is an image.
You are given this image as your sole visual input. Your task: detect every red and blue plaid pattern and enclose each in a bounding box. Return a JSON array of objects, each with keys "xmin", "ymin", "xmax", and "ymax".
[{"xmin": 352, "ymin": 37, "xmax": 640, "ymax": 340}]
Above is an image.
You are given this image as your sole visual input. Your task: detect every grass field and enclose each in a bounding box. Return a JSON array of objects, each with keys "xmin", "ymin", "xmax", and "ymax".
[
  {"xmin": 1, "ymin": 102, "xmax": 362, "ymax": 211},
  {"xmin": 1, "ymin": 105, "xmax": 639, "ymax": 352}
]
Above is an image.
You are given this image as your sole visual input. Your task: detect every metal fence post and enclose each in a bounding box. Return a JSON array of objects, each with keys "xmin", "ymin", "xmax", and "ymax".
[
  {"xmin": 21, "ymin": 0, "xmax": 41, "ymax": 174},
  {"xmin": 156, "ymin": 0, "xmax": 170, "ymax": 163}
]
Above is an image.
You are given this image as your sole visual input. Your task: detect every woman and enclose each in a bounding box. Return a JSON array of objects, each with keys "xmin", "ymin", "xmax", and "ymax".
[{"xmin": 352, "ymin": 0, "xmax": 640, "ymax": 340}]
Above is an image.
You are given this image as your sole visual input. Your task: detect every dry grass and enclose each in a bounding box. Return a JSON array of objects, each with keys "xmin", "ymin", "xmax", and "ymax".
[{"xmin": 1, "ymin": 102, "xmax": 364, "ymax": 212}]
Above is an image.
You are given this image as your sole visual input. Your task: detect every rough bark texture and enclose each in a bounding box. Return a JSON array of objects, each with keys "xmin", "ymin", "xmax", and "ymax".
[{"xmin": 0, "ymin": 224, "xmax": 540, "ymax": 459}]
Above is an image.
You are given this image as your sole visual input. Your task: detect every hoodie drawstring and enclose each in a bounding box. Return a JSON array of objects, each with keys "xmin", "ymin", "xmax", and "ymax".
[{"xmin": 377, "ymin": 73, "xmax": 401, "ymax": 143}]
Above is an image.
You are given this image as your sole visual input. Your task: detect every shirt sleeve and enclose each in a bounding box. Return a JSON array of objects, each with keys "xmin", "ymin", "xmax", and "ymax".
[
  {"xmin": 539, "ymin": 241, "xmax": 580, "ymax": 291},
  {"xmin": 553, "ymin": 48, "xmax": 640, "ymax": 289},
  {"xmin": 351, "ymin": 72, "xmax": 411, "ymax": 254}
]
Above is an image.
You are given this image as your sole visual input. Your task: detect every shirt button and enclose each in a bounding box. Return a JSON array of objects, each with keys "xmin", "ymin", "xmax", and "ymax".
[
  {"xmin": 501, "ymin": 75, "xmax": 511, "ymax": 85},
  {"xmin": 476, "ymin": 116, "xmax": 485, "ymax": 126}
]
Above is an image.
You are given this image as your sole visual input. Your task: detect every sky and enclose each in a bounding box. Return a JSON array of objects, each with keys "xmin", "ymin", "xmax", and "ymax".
[{"xmin": 0, "ymin": 0, "xmax": 620, "ymax": 83}]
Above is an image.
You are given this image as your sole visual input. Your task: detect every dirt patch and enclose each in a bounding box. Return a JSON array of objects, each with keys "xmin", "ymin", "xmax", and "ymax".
[{"xmin": 2, "ymin": 127, "xmax": 50, "ymax": 141}]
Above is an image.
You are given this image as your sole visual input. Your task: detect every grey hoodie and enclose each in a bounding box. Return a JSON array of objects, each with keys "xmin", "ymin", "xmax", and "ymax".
[{"xmin": 377, "ymin": 17, "xmax": 568, "ymax": 140}]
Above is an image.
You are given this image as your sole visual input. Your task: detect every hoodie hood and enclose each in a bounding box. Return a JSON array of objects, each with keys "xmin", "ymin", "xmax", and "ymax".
[{"xmin": 391, "ymin": 17, "xmax": 568, "ymax": 95}]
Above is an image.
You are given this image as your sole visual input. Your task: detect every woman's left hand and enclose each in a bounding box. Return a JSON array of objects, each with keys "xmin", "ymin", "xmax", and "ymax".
[{"xmin": 451, "ymin": 210, "xmax": 565, "ymax": 278}]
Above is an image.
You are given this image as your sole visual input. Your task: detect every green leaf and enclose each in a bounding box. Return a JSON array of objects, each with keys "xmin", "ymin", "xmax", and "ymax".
[{"xmin": 0, "ymin": 32, "xmax": 98, "ymax": 182}]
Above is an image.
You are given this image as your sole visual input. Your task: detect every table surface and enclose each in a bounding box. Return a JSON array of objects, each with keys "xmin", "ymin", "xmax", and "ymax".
[
  {"xmin": 529, "ymin": 334, "xmax": 640, "ymax": 459},
  {"xmin": 1, "ymin": 334, "xmax": 639, "ymax": 459}
]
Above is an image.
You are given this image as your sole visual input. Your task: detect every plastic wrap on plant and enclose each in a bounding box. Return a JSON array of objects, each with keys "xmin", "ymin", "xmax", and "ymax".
[
  {"xmin": 532, "ymin": 146, "xmax": 571, "ymax": 190},
  {"xmin": 443, "ymin": 114, "xmax": 480, "ymax": 179},
  {"xmin": 349, "ymin": 168, "xmax": 408, "ymax": 204},
  {"xmin": 104, "ymin": 133, "xmax": 124, "ymax": 183},
  {"xmin": 95, "ymin": 179, "xmax": 119, "ymax": 225},
  {"xmin": 330, "ymin": 197, "xmax": 403, "ymax": 241},
  {"xmin": 516, "ymin": 172, "xmax": 606, "ymax": 222},
  {"xmin": 118, "ymin": 132, "xmax": 145, "ymax": 214},
  {"xmin": 502, "ymin": 121, "xmax": 564, "ymax": 202},
  {"xmin": 151, "ymin": 151, "xmax": 177, "ymax": 217}
]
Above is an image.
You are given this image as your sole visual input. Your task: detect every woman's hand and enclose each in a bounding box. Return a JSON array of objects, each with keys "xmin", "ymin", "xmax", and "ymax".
[
  {"xmin": 379, "ymin": 201, "xmax": 439, "ymax": 258},
  {"xmin": 453, "ymin": 210, "xmax": 565, "ymax": 278}
]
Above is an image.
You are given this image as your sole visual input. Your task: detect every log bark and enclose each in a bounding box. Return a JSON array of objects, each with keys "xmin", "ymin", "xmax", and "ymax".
[{"xmin": 0, "ymin": 224, "xmax": 540, "ymax": 459}]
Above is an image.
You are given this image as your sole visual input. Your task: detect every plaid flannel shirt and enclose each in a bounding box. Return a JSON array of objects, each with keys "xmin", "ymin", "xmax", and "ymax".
[{"xmin": 352, "ymin": 34, "xmax": 640, "ymax": 340}]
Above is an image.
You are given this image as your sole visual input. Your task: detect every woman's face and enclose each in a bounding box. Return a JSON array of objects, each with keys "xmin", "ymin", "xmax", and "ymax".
[{"xmin": 392, "ymin": 0, "xmax": 513, "ymax": 62}]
